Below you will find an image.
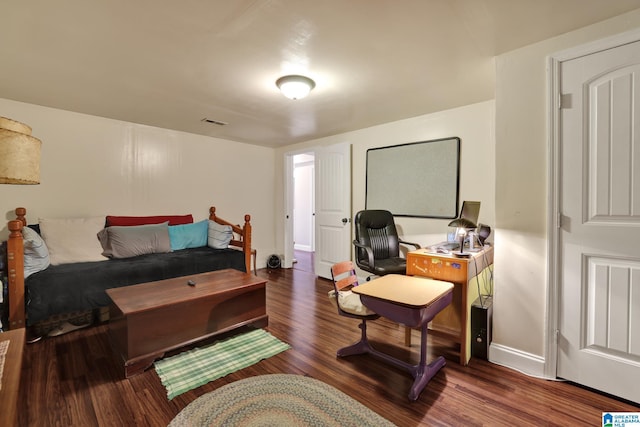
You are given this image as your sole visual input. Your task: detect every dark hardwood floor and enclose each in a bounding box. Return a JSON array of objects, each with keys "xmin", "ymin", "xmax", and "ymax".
[
  {"xmin": 18, "ymin": 265, "xmax": 638, "ymax": 426},
  {"xmin": 293, "ymin": 248, "xmax": 314, "ymax": 272}
]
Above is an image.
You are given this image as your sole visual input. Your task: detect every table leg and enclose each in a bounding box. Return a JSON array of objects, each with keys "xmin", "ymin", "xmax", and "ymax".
[
  {"xmin": 338, "ymin": 322, "xmax": 446, "ymax": 401},
  {"xmin": 407, "ymin": 323, "xmax": 446, "ymax": 401},
  {"xmin": 345, "ymin": 290, "xmax": 452, "ymax": 400},
  {"xmin": 404, "ymin": 325, "xmax": 412, "ymax": 346},
  {"xmin": 337, "ymin": 321, "xmax": 373, "ymax": 357},
  {"xmin": 337, "ymin": 340, "xmax": 371, "ymax": 357}
]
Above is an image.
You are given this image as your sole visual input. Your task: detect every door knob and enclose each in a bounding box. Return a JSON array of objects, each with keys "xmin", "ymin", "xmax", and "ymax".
[{"xmin": 341, "ymin": 217, "xmax": 349, "ymax": 224}]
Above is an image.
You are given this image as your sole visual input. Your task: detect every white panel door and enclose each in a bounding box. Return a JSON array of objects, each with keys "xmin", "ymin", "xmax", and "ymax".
[
  {"xmin": 314, "ymin": 143, "xmax": 351, "ymax": 279},
  {"xmin": 559, "ymin": 40, "xmax": 640, "ymax": 404}
]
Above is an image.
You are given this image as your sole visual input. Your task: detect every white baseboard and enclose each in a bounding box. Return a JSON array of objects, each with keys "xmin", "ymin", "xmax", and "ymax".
[
  {"xmin": 294, "ymin": 244, "xmax": 312, "ymax": 252},
  {"xmin": 489, "ymin": 342, "xmax": 549, "ymax": 379}
]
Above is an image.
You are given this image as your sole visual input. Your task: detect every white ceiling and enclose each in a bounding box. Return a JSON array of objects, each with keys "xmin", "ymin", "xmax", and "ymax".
[{"xmin": 2, "ymin": 0, "xmax": 640, "ymax": 147}]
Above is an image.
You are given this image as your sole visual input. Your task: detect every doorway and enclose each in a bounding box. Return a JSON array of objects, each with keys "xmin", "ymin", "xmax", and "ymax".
[
  {"xmin": 284, "ymin": 143, "xmax": 352, "ymax": 278},
  {"xmin": 293, "ymin": 153, "xmax": 315, "ymax": 273}
]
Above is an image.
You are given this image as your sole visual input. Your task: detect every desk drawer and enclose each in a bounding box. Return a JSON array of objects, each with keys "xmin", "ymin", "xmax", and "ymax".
[{"xmin": 406, "ymin": 254, "xmax": 468, "ymax": 283}]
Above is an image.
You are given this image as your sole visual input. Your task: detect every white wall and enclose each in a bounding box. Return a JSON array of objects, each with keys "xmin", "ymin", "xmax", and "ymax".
[
  {"xmin": 9, "ymin": 7, "xmax": 640, "ymax": 377},
  {"xmin": 492, "ymin": 10, "xmax": 640, "ymax": 375},
  {"xmin": 275, "ymin": 99, "xmax": 496, "ymax": 254},
  {"xmin": 0, "ymin": 98, "xmax": 277, "ymax": 268}
]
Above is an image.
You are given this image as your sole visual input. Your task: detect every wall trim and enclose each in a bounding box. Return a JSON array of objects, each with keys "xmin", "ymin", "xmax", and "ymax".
[
  {"xmin": 489, "ymin": 343, "xmax": 547, "ymax": 379},
  {"xmin": 552, "ymin": 27, "xmax": 640, "ymax": 62}
]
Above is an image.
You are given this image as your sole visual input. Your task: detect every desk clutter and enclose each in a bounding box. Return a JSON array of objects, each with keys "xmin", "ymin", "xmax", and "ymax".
[{"xmin": 429, "ymin": 241, "xmax": 490, "ymax": 255}]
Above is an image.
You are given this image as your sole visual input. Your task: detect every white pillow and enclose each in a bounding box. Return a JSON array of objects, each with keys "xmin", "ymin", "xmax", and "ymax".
[
  {"xmin": 22, "ymin": 226, "xmax": 50, "ymax": 278},
  {"xmin": 39, "ymin": 216, "xmax": 107, "ymax": 265},
  {"xmin": 327, "ymin": 289, "xmax": 376, "ymax": 316},
  {"xmin": 208, "ymin": 220, "xmax": 233, "ymax": 249}
]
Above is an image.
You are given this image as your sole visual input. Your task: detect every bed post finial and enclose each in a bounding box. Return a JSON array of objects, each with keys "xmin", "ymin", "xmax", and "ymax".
[
  {"xmin": 8, "ymin": 220, "xmax": 23, "ymax": 238},
  {"xmin": 15, "ymin": 207, "xmax": 26, "ymax": 226}
]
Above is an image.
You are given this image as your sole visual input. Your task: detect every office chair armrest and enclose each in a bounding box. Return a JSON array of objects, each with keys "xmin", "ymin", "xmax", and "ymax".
[
  {"xmin": 399, "ymin": 239, "xmax": 421, "ymax": 250},
  {"xmin": 353, "ymin": 240, "xmax": 375, "ymax": 267}
]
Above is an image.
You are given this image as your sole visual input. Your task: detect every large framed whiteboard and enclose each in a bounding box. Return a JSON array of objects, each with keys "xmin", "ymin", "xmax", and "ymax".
[{"xmin": 365, "ymin": 137, "xmax": 460, "ymax": 218}]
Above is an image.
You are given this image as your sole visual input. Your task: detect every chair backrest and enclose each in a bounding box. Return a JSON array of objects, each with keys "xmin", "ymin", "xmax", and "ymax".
[
  {"xmin": 329, "ymin": 260, "xmax": 378, "ymax": 319},
  {"xmin": 330, "ymin": 260, "xmax": 359, "ymax": 291},
  {"xmin": 354, "ymin": 210, "xmax": 401, "ymax": 260}
]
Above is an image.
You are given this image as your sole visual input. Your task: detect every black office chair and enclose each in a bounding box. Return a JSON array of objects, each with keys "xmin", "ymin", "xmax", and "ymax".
[{"xmin": 353, "ymin": 210, "xmax": 421, "ymax": 280}]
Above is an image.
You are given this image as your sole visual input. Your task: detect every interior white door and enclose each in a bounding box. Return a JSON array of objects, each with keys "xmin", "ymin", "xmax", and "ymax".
[
  {"xmin": 314, "ymin": 142, "xmax": 351, "ymax": 279},
  {"xmin": 558, "ymin": 40, "xmax": 640, "ymax": 404}
]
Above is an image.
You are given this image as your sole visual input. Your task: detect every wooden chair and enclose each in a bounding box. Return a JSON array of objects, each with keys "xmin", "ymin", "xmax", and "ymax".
[{"xmin": 329, "ymin": 261, "xmax": 380, "ymax": 357}]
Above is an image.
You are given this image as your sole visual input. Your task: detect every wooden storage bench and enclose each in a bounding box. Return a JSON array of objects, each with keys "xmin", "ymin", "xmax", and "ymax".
[{"xmin": 106, "ymin": 269, "xmax": 268, "ymax": 377}]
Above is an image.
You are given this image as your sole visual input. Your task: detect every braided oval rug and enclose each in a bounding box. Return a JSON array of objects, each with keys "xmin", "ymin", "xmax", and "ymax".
[{"xmin": 169, "ymin": 374, "xmax": 396, "ymax": 427}]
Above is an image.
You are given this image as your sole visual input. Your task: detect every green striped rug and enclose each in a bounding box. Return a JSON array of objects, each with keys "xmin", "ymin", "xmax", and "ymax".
[{"xmin": 154, "ymin": 329, "xmax": 290, "ymax": 399}]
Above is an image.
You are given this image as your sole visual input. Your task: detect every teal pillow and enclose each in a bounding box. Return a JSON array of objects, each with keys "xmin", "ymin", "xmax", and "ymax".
[{"xmin": 168, "ymin": 220, "xmax": 208, "ymax": 250}]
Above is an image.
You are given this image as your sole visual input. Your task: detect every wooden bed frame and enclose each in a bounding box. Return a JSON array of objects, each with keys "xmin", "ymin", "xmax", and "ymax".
[{"xmin": 5, "ymin": 206, "xmax": 252, "ymax": 330}]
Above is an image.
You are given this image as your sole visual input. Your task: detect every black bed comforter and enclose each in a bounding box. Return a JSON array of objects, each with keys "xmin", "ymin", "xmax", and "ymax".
[{"xmin": 25, "ymin": 246, "xmax": 246, "ymax": 325}]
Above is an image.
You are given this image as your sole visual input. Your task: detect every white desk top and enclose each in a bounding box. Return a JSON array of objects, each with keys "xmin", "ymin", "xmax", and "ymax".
[{"xmin": 352, "ymin": 274, "xmax": 453, "ymax": 308}]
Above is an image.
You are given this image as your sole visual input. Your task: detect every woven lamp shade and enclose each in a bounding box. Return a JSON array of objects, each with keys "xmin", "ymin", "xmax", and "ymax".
[{"xmin": 0, "ymin": 116, "xmax": 41, "ymax": 184}]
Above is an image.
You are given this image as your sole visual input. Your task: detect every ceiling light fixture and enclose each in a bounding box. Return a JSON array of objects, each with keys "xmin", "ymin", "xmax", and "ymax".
[{"xmin": 276, "ymin": 75, "xmax": 316, "ymax": 100}]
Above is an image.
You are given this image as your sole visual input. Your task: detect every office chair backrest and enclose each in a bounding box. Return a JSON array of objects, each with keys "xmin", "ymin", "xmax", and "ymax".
[{"xmin": 354, "ymin": 210, "xmax": 400, "ymax": 260}]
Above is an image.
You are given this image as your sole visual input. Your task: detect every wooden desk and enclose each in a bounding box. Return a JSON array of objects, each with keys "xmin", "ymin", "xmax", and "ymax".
[
  {"xmin": 0, "ymin": 328, "xmax": 25, "ymax": 427},
  {"xmin": 406, "ymin": 245, "xmax": 493, "ymax": 365},
  {"xmin": 351, "ymin": 275, "xmax": 453, "ymax": 400}
]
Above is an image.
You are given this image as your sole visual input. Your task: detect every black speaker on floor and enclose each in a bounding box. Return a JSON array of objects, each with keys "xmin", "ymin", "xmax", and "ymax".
[
  {"xmin": 267, "ymin": 254, "xmax": 281, "ymax": 269},
  {"xmin": 471, "ymin": 296, "xmax": 493, "ymax": 360}
]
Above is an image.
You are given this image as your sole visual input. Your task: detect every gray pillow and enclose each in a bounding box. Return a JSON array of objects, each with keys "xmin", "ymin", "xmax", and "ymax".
[
  {"xmin": 98, "ymin": 222, "xmax": 171, "ymax": 259},
  {"xmin": 23, "ymin": 226, "xmax": 51, "ymax": 278},
  {"xmin": 208, "ymin": 220, "xmax": 233, "ymax": 249}
]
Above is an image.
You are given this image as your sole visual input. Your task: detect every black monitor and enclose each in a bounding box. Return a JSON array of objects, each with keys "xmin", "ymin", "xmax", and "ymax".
[{"xmin": 459, "ymin": 201, "xmax": 480, "ymax": 226}]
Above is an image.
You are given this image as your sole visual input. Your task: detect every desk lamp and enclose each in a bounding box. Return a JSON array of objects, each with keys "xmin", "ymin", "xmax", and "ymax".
[{"xmin": 447, "ymin": 218, "xmax": 476, "ymax": 257}]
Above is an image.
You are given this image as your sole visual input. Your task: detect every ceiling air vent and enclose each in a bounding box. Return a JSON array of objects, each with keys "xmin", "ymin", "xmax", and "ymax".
[{"xmin": 201, "ymin": 118, "xmax": 228, "ymax": 126}]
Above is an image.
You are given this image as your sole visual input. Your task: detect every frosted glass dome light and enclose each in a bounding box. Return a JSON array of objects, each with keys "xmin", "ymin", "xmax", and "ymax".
[{"xmin": 276, "ymin": 75, "xmax": 316, "ymax": 100}]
